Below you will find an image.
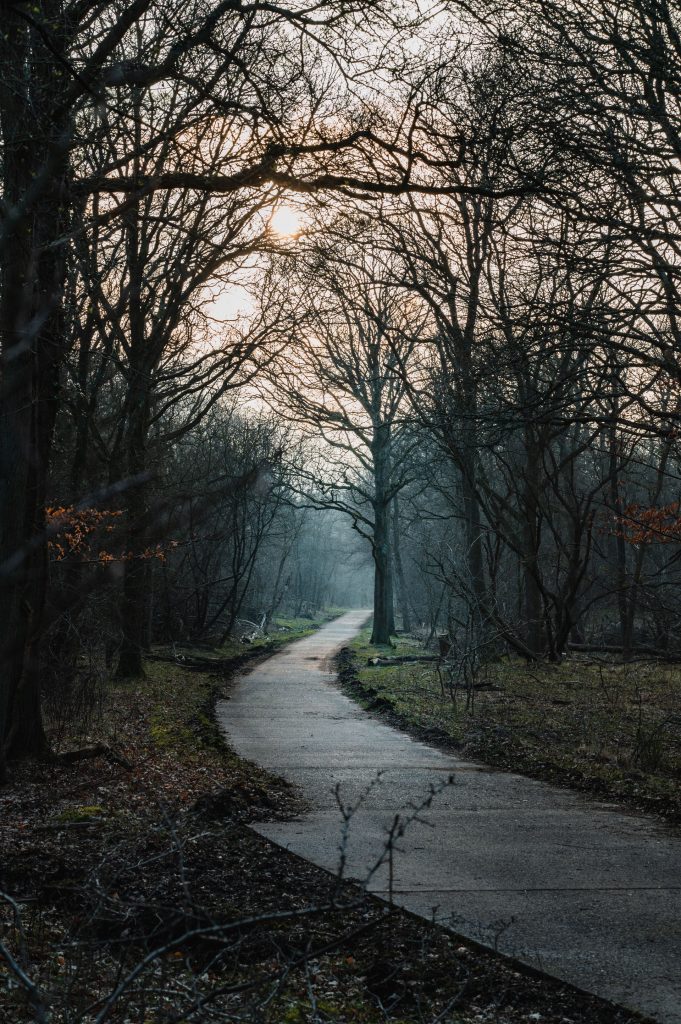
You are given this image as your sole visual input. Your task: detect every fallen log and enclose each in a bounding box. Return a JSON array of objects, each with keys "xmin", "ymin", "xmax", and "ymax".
[
  {"xmin": 367, "ymin": 654, "xmax": 437, "ymax": 667},
  {"xmin": 51, "ymin": 743, "xmax": 133, "ymax": 770},
  {"xmin": 146, "ymin": 651, "xmax": 241, "ymax": 672},
  {"xmin": 567, "ymin": 642, "xmax": 680, "ymax": 659}
]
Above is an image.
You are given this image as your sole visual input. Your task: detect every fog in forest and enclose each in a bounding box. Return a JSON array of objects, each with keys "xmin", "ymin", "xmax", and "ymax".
[{"xmin": 2, "ymin": 1, "xmax": 681, "ymax": 1021}]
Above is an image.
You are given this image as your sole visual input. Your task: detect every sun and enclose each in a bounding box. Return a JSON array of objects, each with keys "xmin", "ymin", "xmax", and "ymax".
[{"xmin": 268, "ymin": 204, "xmax": 304, "ymax": 238}]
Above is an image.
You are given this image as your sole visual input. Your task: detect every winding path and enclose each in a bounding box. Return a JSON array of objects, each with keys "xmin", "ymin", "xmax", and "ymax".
[{"xmin": 217, "ymin": 610, "xmax": 681, "ymax": 1023}]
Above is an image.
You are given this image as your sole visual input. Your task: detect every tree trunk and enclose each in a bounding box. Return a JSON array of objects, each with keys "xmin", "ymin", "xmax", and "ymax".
[
  {"xmin": 391, "ymin": 496, "xmax": 411, "ymax": 632},
  {"xmin": 0, "ymin": 9, "xmax": 69, "ymax": 768},
  {"xmin": 371, "ymin": 524, "xmax": 393, "ymax": 644},
  {"xmin": 370, "ymin": 423, "xmax": 394, "ymax": 645},
  {"xmin": 461, "ymin": 459, "xmax": 487, "ymax": 643},
  {"xmin": 607, "ymin": 415, "xmax": 630, "ymax": 656},
  {"xmin": 116, "ymin": 109, "xmax": 150, "ymax": 679},
  {"xmin": 371, "ymin": 499, "xmax": 394, "ymax": 645},
  {"xmin": 522, "ymin": 438, "xmax": 545, "ymax": 656},
  {"xmin": 264, "ymin": 545, "xmax": 291, "ymax": 632},
  {"xmin": 116, "ymin": 401, "xmax": 149, "ymax": 678},
  {"xmin": 117, "ymin": 561, "xmax": 148, "ymax": 677}
]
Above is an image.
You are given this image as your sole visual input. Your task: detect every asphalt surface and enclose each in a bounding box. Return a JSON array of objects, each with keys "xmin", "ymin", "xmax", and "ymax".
[{"xmin": 216, "ymin": 610, "xmax": 681, "ymax": 1023}]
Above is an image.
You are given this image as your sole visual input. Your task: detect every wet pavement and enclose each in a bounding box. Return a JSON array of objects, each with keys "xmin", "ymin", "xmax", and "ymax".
[{"xmin": 217, "ymin": 610, "xmax": 681, "ymax": 1023}]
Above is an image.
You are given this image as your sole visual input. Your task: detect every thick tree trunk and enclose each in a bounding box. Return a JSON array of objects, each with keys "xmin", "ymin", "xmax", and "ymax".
[
  {"xmin": 116, "ymin": 131, "xmax": 151, "ymax": 678},
  {"xmin": 371, "ymin": 427, "xmax": 394, "ymax": 645},
  {"xmin": 371, "ymin": 525, "xmax": 393, "ymax": 644},
  {"xmin": 116, "ymin": 399, "xmax": 149, "ymax": 678},
  {"xmin": 117, "ymin": 561, "xmax": 148, "ymax": 676},
  {"xmin": 0, "ymin": 10, "xmax": 69, "ymax": 768}
]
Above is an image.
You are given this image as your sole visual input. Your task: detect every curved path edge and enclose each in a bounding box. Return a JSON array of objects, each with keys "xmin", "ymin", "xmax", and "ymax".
[{"xmin": 217, "ymin": 610, "xmax": 681, "ymax": 1023}]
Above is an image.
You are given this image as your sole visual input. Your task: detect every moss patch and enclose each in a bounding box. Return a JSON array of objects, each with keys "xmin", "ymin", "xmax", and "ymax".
[{"xmin": 53, "ymin": 804, "xmax": 104, "ymax": 823}]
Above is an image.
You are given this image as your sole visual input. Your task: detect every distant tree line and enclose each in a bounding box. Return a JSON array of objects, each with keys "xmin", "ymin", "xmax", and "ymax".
[{"xmin": 264, "ymin": 1, "xmax": 681, "ymax": 661}]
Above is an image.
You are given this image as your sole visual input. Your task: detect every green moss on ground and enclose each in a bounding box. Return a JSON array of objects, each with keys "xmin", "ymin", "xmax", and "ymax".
[
  {"xmin": 53, "ymin": 804, "xmax": 104, "ymax": 823},
  {"xmin": 342, "ymin": 628, "xmax": 681, "ymax": 821}
]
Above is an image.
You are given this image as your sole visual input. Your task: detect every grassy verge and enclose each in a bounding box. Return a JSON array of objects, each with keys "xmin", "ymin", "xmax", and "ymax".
[
  {"xmin": 338, "ymin": 628, "xmax": 681, "ymax": 823},
  {"xmin": 151, "ymin": 608, "xmax": 347, "ymax": 665},
  {"xmin": 0, "ymin": 618, "xmax": 645, "ymax": 1023}
]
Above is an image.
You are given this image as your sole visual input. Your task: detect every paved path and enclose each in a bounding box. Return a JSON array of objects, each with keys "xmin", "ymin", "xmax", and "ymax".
[{"xmin": 217, "ymin": 610, "xmax": 681, "ymax": 1023}]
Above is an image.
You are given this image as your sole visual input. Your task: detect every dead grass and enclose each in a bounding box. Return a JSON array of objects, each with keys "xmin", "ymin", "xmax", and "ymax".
[{"xmin": 344, "ymin": 629, "xmax": 681, "ymax": 821}]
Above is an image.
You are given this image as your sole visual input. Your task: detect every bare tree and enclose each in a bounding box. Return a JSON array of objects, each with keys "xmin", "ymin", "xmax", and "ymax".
[
  {"xmin": 265, "ymin": 230, "xmax": 422, "ymax": 642},
  {"xmin": 0, "ymin": 0, "xmax": 466, "ymax": 766}
]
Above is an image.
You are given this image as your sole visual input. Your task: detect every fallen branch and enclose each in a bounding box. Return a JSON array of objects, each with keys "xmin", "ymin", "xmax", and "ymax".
[
  {"xmin": 146, "ymin": 646, "xmax": 276, "ymax": 673},
  {"xmin": 567, "ymin": 642, "xmax": 681, "ymax": 660},
  {"xmin": 51, "ymin": 744, "xmax": 133, "ymax": 770},
  {"xmin": 367, "ymin": 655, "xmax": 437, "ymax": 667}
]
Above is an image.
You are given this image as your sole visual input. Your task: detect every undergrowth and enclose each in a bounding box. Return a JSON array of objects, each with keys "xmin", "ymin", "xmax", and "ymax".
[{"xmin": 0, "ymin": 616, "xmax": 645, "ymax": 1023}]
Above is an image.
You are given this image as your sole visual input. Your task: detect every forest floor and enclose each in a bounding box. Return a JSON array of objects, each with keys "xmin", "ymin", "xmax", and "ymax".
[
  {"xmin": 338, "ymin": 629, "xmax": 681, "ymax": 825},
  {"xmin": 0, "ymin": 615, "xmax": 646, "ymax": 1024}
]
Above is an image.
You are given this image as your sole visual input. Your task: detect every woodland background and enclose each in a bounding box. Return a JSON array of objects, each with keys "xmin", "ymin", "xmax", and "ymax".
[{"xmin": 1, "ymin": 1, "xmax": 681, "ymax": 1019}]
